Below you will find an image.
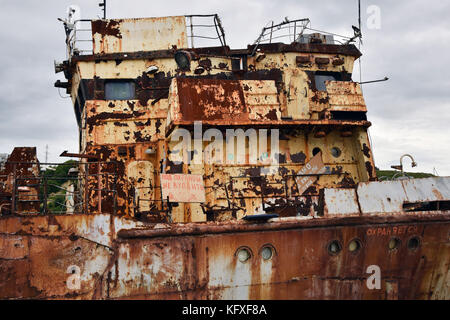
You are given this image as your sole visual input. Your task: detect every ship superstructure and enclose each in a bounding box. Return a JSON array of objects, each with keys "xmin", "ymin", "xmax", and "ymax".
[
  {"xmin": 56, "ymin": 16, "xmax": 376, "ymax": 222},
  {"xmin": 0, "ymin": 13, "xmax": 448, "ymax": 300}
]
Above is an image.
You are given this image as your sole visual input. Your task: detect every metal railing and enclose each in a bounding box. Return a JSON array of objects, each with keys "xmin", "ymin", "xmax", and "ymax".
[
  {"xmin": 0, "ymin": 161, "xmax": 118, "ymax": 215},
  {"xmin": 251, "ymin": 18, "xmax": 356, "ymax": 55},
  {"xmin": 64, "ymin": 19, "xmax": 94, "ymax": 59},
  {"xmin": 227, "ymin": 171, "xmax": 340, "ymax": 211},
  {"xmin": 63, "ymin": 14, "xmax": 227, "ymax": 60},
  {"xmin": 185, "ymin": 14, "xmax": 227, "ymax": 48},
  {"xmin": 199, "ymin": 169, "xmax": 345, "ymax": 218},
  {"xmin": 252, "ymin": 18, "xmax": 310, "ymax": 55},
  {"xmin": 133, "ymin": 185, "xmax": 173, "ymax": 222}
]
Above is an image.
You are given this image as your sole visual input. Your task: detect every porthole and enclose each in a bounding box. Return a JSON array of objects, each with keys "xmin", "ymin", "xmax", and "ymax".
[
  {"xmin": 260, "ymin": 244, "xmax": 276, "ymax": 261},
  {"xmin": 327, "ymin": 240, "xmax": 342, "ymax": 255},
  {"xmin": 388, "ymin": 237, "xmax": 401, "ymax": 251},
  {"xmin": 407, "ymin": 236, "xmax": 421, "ymax": 251},
  {"xmin": 348, "ymin": 239, "xmax": 362, "ymax": 253},
  {"xmin": 331, "ymin": 147, "xmax": 341, "ymax": 158},
  {"xmin": 235, "ymin": 246, "xmax": 252, "ymax": 263},
  {"xmin": 312, "ymin": 147, "xmax": 322, "ymax": 156}
]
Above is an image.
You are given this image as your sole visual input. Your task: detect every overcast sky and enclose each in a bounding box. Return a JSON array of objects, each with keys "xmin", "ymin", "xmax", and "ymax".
[{"xmin": 0, "ymin": 0, "xmax": 449, "ymax": 175}]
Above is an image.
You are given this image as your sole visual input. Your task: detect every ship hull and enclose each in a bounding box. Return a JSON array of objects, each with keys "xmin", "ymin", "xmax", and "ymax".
[{"xmin": 0, "ymin": 212, "xmax": 449, "ymax": 299}]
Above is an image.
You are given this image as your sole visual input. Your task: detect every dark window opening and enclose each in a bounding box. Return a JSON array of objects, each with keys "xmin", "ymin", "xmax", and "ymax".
[
  {"xmin": 331, "ymin": 111, "xmax": 367, "ymax": 121},
  {"xmin": 327, "ymin": 240, "xmax": 342, "ymax": 255},
  {"xmin": 231, "ymin": 55, "xmax": 247, "ymax": 72},
  {"xmin": 388, "ymin": 237, "xmax": 401, "ymax": 250},
  {"xmin": 312, "ymin": 147, "xmax": 321, "ymax": 156},
  {"xmin": 348, "ymin": 239, "xmax": 362, "ymax": 253},
  {"xmin": 331, "ymin": 147, "xmax": 342, "ymax": 158},
  {"xmin": 403, "ymin": 200, "xmax": 450, "ymax": 212},
  {"xmin": 105, "ymin": 80, "xmax": 136, "ymax": 100},
  {"xmin": 314, "ymin": 71, "xmax": 343, "ymax": 91},
  {"xmin": 407, "ymin": 237, "xmax": 420, "ymax": 250}
]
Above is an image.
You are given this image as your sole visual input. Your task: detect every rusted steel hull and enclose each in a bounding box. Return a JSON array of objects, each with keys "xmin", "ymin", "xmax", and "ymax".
[{"xmin": 1, "ymin": 212, "xmax": 448, "ymax": 299}]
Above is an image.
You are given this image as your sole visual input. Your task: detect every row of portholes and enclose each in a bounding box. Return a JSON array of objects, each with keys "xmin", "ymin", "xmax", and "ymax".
[
  {"xmin": 235, "ymin": 244, "xmax": 276, "ymax": 263},
  {"xmin": 312, "ymin": 147, "xmax": 342, "ymax": 158},
  {"xmin": 327, "ymin": 236, "xmax": 421, "ymax": 255}
]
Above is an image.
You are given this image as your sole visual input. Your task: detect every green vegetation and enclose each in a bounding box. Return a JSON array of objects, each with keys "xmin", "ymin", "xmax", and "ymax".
[
  {"xmin": 376, "ymin": 168, "xmax": 434, "ymax": 180},
  {"xmin": 40, "ymin": 160, "xmax": 78, "ymax": 213}
]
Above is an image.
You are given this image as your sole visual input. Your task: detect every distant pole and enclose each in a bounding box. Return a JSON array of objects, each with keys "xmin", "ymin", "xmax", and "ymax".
[{"xmin": 45, "ymin": 144, "xmax": 49, "ymax": 163}]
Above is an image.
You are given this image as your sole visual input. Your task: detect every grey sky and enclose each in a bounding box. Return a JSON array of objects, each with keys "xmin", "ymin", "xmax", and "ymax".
[{"xmin": 0, "ymin": 0, "xmax": 449, "ymax": 175}]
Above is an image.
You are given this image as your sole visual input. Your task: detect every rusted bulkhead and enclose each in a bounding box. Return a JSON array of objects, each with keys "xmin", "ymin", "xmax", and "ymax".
[
  {"xmin": 0, "ymin": 147, "xmax": 40, "ymax": 215},
  {"xmin": 91, "ymin": 16, "xmax": 188, "ymax": 54}
]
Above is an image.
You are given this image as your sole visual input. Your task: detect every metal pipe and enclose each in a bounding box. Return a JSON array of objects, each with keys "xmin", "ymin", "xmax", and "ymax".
[
  {"xmin": 359, "ymin": 77, "xmax": 389, "ymax": 85},
  {"xmin": 400, "ymin": 154, "xmax": 418, "ymax": 176}
]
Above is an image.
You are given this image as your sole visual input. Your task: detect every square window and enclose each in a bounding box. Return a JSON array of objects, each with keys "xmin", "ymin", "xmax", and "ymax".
[
  {"xmin": 314, "ymin": 74, "xmax": 338, "ymax": 91},
  {"xmin": 105, "ymin": 81, "xmax": 135, "ymax": 100}
]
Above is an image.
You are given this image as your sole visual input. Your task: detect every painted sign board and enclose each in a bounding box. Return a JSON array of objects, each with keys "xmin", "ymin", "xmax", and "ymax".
[
  {"xmin": 295, "ymin": 152, "xmax": 327, "ymax": 195},
  {"xmin": 161, "ymin": 174, "xmax": 206, "ymax": 203}
]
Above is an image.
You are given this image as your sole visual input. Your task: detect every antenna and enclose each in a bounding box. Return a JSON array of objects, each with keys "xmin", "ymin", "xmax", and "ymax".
[
  {"xmin": 433, "ymin": 167, "xmax": 439, "ymax": 176},
  {"xmin": 357, "ymin": 0, "xmax": 363, "ymax": 90},
  {"xmin": 358, "ymin": 0, "xmax": 361, "ymax": 35},
  {"xmin": 359, "ymin": 77, "xmax": 389, "ymax": 85},
  {"xmin": 99, "ymin": 1, "xmax": 106, "ymax": 19}
]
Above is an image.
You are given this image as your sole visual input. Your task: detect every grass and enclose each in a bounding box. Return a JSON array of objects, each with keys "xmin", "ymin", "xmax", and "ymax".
[{"xmin": 376, "ymin": 169, "xmax": 435, "ymax": 180}]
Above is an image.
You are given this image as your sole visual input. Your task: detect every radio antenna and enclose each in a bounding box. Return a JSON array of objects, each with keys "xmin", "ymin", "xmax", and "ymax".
[
  {"xmin": 357, "ymin": 0, "xmax": 363, "ymax": 90},
  {"xmin": 358, "ymin": 0, "xmax": 361, "ymax": 34}
]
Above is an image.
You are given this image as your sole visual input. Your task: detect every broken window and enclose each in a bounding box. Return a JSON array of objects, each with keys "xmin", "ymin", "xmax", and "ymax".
[
  {"xmin": 105, "ymin": 80, "xmax": 136, "ymax": 100},
  {"xmin": 314, "ymin": 72, "xmax": 342, "ymax": 91}
]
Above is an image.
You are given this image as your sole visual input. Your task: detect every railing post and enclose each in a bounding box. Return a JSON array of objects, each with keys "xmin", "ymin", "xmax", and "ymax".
[
  {"xmin": 269, "ymin": 21, "xmax": 274, "ymax": 43},
  {"xmin": 97, "ymin": 162, "xmax": 101, "ymax": 213},
  {"xmin": 43, "ymin": 175, "xmax": 48, "ymax": 214},
  {"xmin": 84, "ymin": 162, "xmax": 89, "ymax": 214},
  {"xmin": 113, "ymin": 170, "xmax": 117, "ymax": 215},
  {"xmin": 260, "ymin": 176, "xmax": 265, "ymax": 211},
  {"xmin": 190, "ymin": 16, "xmax": 194, "ymax": 48},
  {"xmin": 229, "ymin": 176, "xmax": 236, "ymax": 210},
  {"xmin": 11, "ymin": 163, "xmax": 16, "ymax": 215},
  {"xmin": 283, "ymin": 178, "xmax": 289, "ymax": 202}
]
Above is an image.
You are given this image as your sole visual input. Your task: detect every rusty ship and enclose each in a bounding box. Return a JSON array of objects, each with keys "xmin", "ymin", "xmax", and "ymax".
[{"xmin": 0, "ymin": 9, "xmax": 449, "ymax": 300}]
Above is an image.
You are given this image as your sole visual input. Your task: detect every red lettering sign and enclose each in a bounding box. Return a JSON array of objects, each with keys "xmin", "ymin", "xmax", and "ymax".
[{"xmin": 161, "ymin": 174, "xmax": 206, "ymax": 203}]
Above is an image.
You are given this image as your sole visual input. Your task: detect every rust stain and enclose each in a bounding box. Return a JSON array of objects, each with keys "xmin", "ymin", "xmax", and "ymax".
[{"xmin": 92, "ymin": 20, "xmax": 122, "ymax": 38}]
